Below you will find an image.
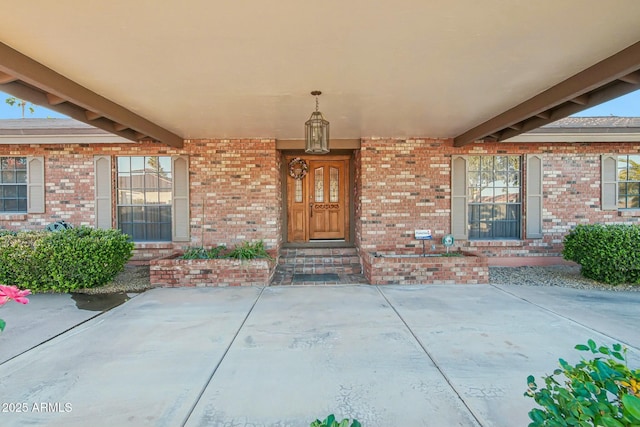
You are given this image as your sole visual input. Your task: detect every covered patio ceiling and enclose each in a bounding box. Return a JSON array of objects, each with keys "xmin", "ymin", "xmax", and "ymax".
[{"xmin": 0, "ymin": 1, "xmax": 639, "ymax": 149}]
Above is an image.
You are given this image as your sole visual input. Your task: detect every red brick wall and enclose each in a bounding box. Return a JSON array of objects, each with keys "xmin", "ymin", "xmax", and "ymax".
[
  {"xmin": 185, "ymin": 139, "xmax": 281, "ymax": 250},
  {"xmin": 353, "ymin": 149, "xmax": 363, "ymax": 250},
  {"xmin": 2, "ymin": 136, "xmax": 639, "ymax": 263},
  {"xmin": 357, "ymin": 138, "xmax": 452, "ymax": 253},
  {"xmin": 362, "ymin": 251, "xmax": 489, "ymax": 285},
  {"xmin": 150, "ymin": 254, "xmax": 276, "ymax": 287},
  {"xmin": 0, "ymin": 139, "xmax": 282, "ymax": 262},
  {"xmin": 356, "ymin": 138, "xmax": 640, "ymax": 259}
]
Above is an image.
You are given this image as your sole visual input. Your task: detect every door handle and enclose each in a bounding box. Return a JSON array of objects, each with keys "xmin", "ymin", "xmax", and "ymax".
[{"xmin": 309, "ymin": 203, "xmax": 313, "ymax": 217}]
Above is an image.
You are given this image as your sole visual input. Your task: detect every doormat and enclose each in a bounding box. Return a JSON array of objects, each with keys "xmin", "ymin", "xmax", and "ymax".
[{"xmin": 292, "ymin": 273, "xmax": 340, "ymax": 282}]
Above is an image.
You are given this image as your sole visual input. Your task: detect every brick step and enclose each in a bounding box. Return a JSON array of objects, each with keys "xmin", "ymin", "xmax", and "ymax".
[
  {"xmin": 282, "ymin": 264, "xmax": 363, "ymax": 275},
  {"xmin": 277, "ymin": 247, "xmax": 362, "ymax": 275},
  {"xmin": 278, "ymin": 255, "xmax": 361, "ymax": 265},
  {"xmin": 277, "ymin": 261, "xmax": 363, "ymax": 275},
  {"xmin": 279, "ymin": 247, "xmax": 359, "ymax": 258}
]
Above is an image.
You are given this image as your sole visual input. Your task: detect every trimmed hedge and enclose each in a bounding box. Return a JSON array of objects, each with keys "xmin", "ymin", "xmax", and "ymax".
[
  {"xmin": 0, "ymin": 227, "xmax": 134, "ymax": 292},
  {"xmin": 562, "ymin": 224, "xmax": 640, "ymax": 285}
]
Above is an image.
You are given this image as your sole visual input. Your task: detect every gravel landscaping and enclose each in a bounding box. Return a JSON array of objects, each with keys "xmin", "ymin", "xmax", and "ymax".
[
  {"xmin": 75, "ymin": 264, "xmax": 154, "ymax": 295},
  {"xmin": 490, "ymin": 265, "xmax": 640, "ymax": 292}
]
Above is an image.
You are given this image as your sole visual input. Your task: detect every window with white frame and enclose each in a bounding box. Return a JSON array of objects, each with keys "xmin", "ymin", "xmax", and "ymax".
[
  {"xmin": 116, "ymin": 156, "xmax": 172, "ymax": 241},
  {"xmin": 617, "ymin": 154, "xmax": 640, "ymax": 209},
  {"xmin": 0, "ymin": 157, "xmax": 27, "ymax": 213}
]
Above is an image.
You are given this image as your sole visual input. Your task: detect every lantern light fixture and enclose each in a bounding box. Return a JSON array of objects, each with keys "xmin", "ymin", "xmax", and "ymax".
[{"xmin": 305, "ymin": 91, "xmax": 330, "ymax": 154}]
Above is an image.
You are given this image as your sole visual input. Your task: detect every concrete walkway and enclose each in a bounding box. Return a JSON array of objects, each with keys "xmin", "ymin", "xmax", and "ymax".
[{"xmin": 0, "ymin": 284, "xmax": 638, "ymax": 427}]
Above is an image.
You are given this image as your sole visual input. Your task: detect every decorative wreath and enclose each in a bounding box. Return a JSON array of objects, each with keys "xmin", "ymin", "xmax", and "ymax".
[{"xmin": 288, "ymin": 158, "xmax": 309, "ymax": 180}]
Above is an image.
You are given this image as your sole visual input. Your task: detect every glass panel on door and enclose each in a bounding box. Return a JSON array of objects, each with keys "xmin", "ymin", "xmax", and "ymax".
[
  {"xmin": 315, "ymin": 167, "xmax": 324, "ymax": 202},
  {"xmin": 330, "ymin": 167, "xmax": 339, "ymax": 203}
]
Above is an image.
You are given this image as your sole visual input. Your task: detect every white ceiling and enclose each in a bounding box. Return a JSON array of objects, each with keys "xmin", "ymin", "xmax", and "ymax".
[{"xmin": 1, "ymin": 0, "xmax": 639, "ymax": 140}]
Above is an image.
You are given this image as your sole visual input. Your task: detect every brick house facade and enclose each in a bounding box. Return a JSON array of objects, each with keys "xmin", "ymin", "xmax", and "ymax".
[{"xmin": 1, "ymin": 118, "xmax": 639, "ymax": 268}]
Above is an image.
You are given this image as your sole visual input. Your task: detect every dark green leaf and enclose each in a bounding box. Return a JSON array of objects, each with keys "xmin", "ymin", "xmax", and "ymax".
[
  {"xmin": 584, "ymin": 382, "xmax": 600, "ymax": 395},
  {"xmin": 0, "ymin": 318, "xmax": 5, "ymax": 332},
  {"xmin": 622, "ymin": 394, "xmax": 640, "ymax": 422},
  {"xmin": 575, "ymin": 344, "xmax": 590, "ymax": 352},
  {"xmin": 588, "ymin": 339, "xmax": 597, "ymax": 352},
  {"xmin": 593, "ymin": 360, "xmax": 620, "ymax": 381},
  {"xmin": 612, "ymin": 352, "xmax": 625, "ymax": 361},
  {"xmin": 599, "ymin": 416, "xmax": 625, "ymax": 427},
  {"xmin": 529, "ymin": 408, "xmax": 547, "ymax": 423}
]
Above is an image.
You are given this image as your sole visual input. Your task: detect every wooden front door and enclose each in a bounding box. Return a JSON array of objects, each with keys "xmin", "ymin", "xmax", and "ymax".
[{"xmin": 286, "ymin": 156, "xmax": 349, "ymax": 242}]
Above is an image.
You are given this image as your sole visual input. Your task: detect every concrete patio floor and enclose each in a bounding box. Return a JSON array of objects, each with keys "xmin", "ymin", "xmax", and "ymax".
[{"xmin": 0, "ymin": 284, "xmax": 638, "ymax": 427}]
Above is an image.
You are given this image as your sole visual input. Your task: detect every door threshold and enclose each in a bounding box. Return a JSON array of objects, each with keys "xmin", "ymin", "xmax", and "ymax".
[{"xmin": 283, "ymin": 241, "xmax": 355, "ymax": 249}]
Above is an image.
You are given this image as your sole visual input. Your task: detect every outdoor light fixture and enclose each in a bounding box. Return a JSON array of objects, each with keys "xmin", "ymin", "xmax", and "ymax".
[{"xmin": 305, "ymin": 91, "xmax": 330, "ymax": 154}]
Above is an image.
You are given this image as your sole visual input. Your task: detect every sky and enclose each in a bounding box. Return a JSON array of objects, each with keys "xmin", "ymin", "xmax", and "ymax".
[{"xmin": 0, "ymin": 89, "xmax": 638, "ymax": 120}]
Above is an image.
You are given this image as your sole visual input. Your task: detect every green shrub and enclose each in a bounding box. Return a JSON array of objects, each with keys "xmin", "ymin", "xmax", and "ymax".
[
  {"xmin": 310, "ymin": 414, "xmax": 361, "ymax": 427},
  {"xmin": 440, "ymin": 252, "xmax": 463, "ymax": 257},
  {"xmin": 181, "ymin": 245, "xmax": 227, "ymax": 260},
  {"xmin": 0, "ymin": 227, "xmax": 134, "ymax": 292},
  {"xmin": 562, "ymin": 224, "xmax": 640, "ymax": 285},
  {"xmin": 180, "ymin": 240, "xmax": 272, "ymax": 261},
  {"xmin": 0, "ymin": 229, "xmax": 17, "ymax": 237},
  {"xmin": 0, "ymin": 231, "xmax": 50, "ymax": 288},
  {"xmin": 40, "ymin": 227, "xmax": 134, "ymax": 291},
  {"xmin": 525, "ymin": 340, "xmax": 640, "ymax": 427},
  {"xmin": 226, "ymin": 240, "xmax": 272, "ymax": 260}
]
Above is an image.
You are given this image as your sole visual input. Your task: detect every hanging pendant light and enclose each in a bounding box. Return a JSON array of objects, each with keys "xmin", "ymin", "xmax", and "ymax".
[{"xmin": 305, "ymin": 91, "xmax": 330, "ymax": 154}]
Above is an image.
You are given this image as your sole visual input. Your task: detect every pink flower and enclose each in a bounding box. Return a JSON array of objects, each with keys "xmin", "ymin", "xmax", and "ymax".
[{"xmin": 0, "ymin": 285, "xmax": 31, "ymax": 305}]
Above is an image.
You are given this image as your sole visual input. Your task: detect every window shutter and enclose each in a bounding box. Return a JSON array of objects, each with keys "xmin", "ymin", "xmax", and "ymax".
[
  {"xmin": 451, "ymin": 156, "xmax": 468, "ymax": 240},
  {"xmin": 27, "ymin": 156, "xmax": 45, "ymax": 213},
  {"xmin": 94, "ymin": 156, "xmax": 112, "ymax": 229},
  {"xmin": 601, "ymin": 155, "xmax": 618, "ymax": 211},
  {"xmin": 526, "ymin": 154, "xmax": 543, "ymax": 239},
  {"xmin": 172, "ymin": 155, "xmax": 190, "ymax": 242}
]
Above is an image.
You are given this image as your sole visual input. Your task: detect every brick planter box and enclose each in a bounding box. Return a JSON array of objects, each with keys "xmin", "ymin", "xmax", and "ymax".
[
  {"xmin": 150, "ymin": 253, "xmax": 277, "ymax": 287},
  {"xmin": 362, "ymin": 251, "xmax": 488, "ymax": 285}
]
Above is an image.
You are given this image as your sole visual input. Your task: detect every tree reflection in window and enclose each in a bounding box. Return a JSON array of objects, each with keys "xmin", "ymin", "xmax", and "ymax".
[
  {"xmin": 467, "ymin": 155, "xmax": 521, "ymax": 239},
  {"xmin": 618, "ymin": 155, "xmax": 640, "ymax": 208},
  {"xmin": 117, "ymin": 156, "xmax": 172, "ymax": 241}
]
